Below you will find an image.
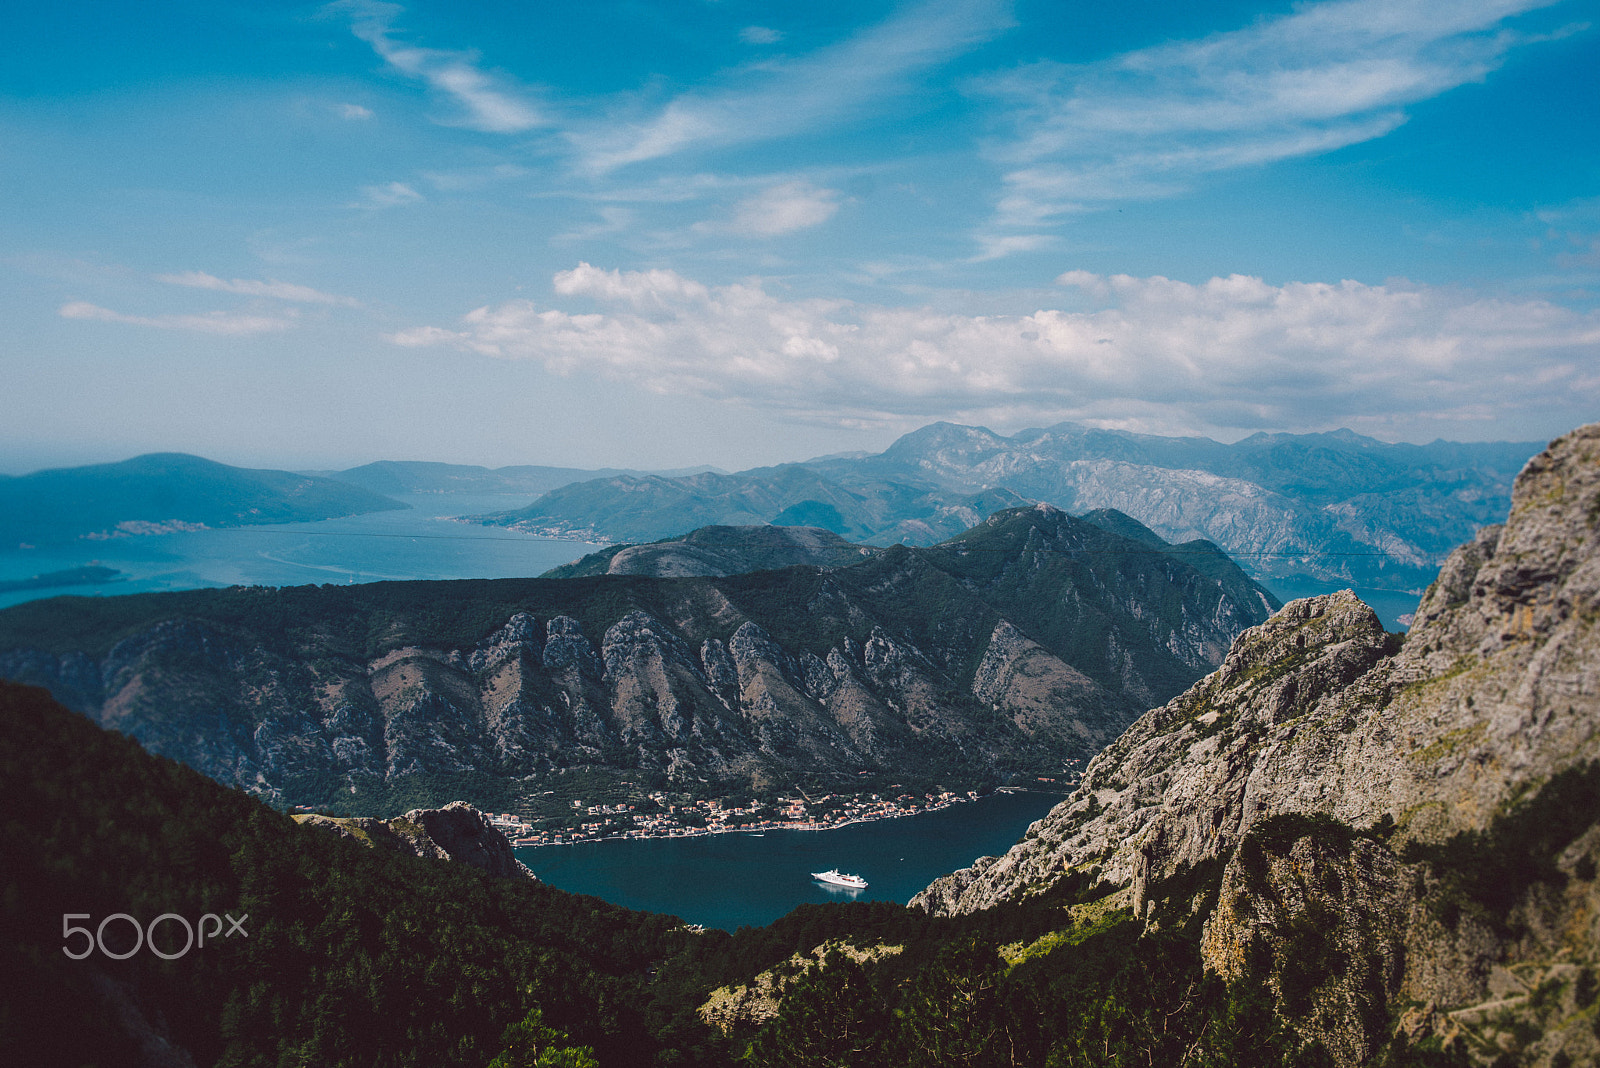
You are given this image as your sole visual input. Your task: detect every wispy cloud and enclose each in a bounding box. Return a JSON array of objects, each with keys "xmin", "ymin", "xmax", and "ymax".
[
  {"xmin": 388, "ymin": 263, "xmax": 1600, "ymax": 437},
  {"xmin": 336, "ymin": 102, "xmax": 373, "ymax": 120},
  {"xmin": 60, "ymin": 301, "xmax": 296, "ymax": 335},
  {"xmin": 740, "ymin": 26, "xmax": 783, "ymax": 46},
  {"xmin": 157, "ymin": 271, "xmax": 358, "ymax": 306},
  {"xmin": 357, "ymin": 181, "xmax": 424, "ymax": 208},
  {"xmin": 977, "ymin": 0, "xmax": 1574, "ymax": 245},
  {"xmin": 334, "ymin": 0, "xmax": 544, "ymax": 133},
  {"xmin": 723, "ymin": 181, "xmax": 842, "ymax": 237},
  {"xmin": 570, "ymin": 0, "xmax": 1013, "ymax": 173}
]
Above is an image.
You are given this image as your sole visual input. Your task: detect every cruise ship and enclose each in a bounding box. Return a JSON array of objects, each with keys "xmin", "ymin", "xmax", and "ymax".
[{"xmin": 811, "ymin": 868, "xmax": 867, "ymax": 889}]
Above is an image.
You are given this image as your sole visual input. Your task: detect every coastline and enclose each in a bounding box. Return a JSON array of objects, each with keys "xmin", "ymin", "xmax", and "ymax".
[{"xmin": 506, "ymin": 786, "xmax": 1070, "ymax": 848}]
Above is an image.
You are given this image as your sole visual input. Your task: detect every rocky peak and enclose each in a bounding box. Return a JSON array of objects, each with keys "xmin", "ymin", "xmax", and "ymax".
[
  {"xmin": 295, "ymin": 800, "xmax": 536, "ymax": 881},
  {"xmin": 914, "ymin": 423, "xmax": 1600, "ymax": 1065}
]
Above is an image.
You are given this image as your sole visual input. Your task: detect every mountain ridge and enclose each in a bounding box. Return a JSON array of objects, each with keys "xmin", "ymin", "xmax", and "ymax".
[
  {"xmin": 541, "ymin": 524, "xmax": 875, "ymax": 579},
  {"xmin": 0, "ymin": 452, "xmax": 406, "ymax": 547},
  {"xmin": 470, "ymin": 421, "xmax": 1540, "ymax": 592},
  {"xmin": 0, "ymin": 508, "xmax": 1278, "ymax": 813}
]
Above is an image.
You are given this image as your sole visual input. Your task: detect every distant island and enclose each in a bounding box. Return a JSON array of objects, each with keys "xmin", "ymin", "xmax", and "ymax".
[{"xmin": 0, "ymin": 565, "xmax": 122, "ymax": 594}]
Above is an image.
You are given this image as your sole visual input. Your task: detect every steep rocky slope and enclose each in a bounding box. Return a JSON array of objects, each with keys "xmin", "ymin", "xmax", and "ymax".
[
  {"xmin": 0, "ymin": 507, "xmax": 1275, "ymax": 811},
  {"xmin": 914, "ymin": 424, "xmax": 1600, "ymax": 1066}
]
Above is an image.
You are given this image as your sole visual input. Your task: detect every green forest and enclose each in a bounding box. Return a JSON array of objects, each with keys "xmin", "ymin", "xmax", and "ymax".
[{"xmin": 0, "ymin": 680, "xmax": 1500, "ymax": 1067}]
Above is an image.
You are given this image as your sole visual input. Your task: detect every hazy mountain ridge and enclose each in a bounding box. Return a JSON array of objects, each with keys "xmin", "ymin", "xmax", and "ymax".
[
  {"xmin": 0, "ymin": 452, "xmax": 406, "ymax": 547},
  {"xmin": 822, "ymin": 421, "xmax": 1538, "ymax": 588},
  {"xmin": 468, "ymin": 465, "xmax": 1032, "ymax": 547},
  {"xmin": 912, "ymin": 424, "xmax": 1600, "ymax": 1065},
  {"xmin": 475, "ymin": 422, "xmax": 1538, "ymax": 591},
  {"xmin": 314, "ymin": 459, "xmax": 725, "ymax": 497},
  {"xmin": 0, "ymin": 508, "xmax": 1277, "ymax": 811}
]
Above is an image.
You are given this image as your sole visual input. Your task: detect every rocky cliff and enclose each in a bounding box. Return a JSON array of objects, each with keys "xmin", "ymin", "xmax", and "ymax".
[
  {"xmin": 913, "ymin": 424, "xmax": 1600, "ymax": 1066},
  {"xmin": 295, "ymin": 800, "xmax": 536, "ymax": 881},
  {"xmin": 0, "ymin": 507, "xmax": 1276, "ymax": 812}
]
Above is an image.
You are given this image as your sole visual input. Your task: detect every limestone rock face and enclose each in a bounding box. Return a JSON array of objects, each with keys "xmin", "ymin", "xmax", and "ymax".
[
  {"xmin": 295, "ymin": 801, "xmax": 536, "ymax": 882},
  {"xmin": 914, "ymin": 423, "xmax": 1600, "ymax": 1067},
  {"xmin": 0, "ymin": 506, "xmax": 1276, "ymax": 803}
]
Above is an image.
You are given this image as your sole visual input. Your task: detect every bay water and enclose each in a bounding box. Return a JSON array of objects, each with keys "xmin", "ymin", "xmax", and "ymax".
[
  {"xmin": 0, "ymin": 493, "xmax": 596, "ymax": 610},
  {"xmin": 515, "ymin": 791, "xmax": 1065, "ymax": 931}
]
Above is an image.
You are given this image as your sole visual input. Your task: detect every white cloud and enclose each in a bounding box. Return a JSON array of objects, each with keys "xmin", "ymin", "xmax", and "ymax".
[
  {"xmin": 157, "ymin": 271, "xmax": 358, "ymax": 306},
  {"xmin": 357, "ymin": 181, "xmax": 424, "ymax": 208},
  {"xmin": 971, "ymin": 233, "xmax": 1055, "ymax": 261},
  {"xmin": 570, "ymin": 0, "xmax": 1012, "ymax": 173},
  {"xmin": 335, "ymin": 1, "xmax": 544, "ymax": 133},
  {"xmin": 388, "ymin": 263, "xmax": 1600, "ymax": 437},
  {"xmin": 337, "ymin": 102, "xmax": 374, "ymax": 120},
  {"xmin": 60, "ymin": 301, "xmax": 296, "ymax": 336},
  {"xmin": 977, "ymin": 0, "xmax": 1572, "ymax": 245},
  {"xmin": 740, "ymin": 26, "xmax": 782, "ymax": 45},
  {"xmin": 724, "ymin": 182, "xmax": 841, "ymax": 237}
]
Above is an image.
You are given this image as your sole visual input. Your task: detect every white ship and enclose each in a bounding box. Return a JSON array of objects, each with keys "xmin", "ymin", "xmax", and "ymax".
[{"xmin": 811, "ymin": 868, "xmax": 867, "ymax": 889}]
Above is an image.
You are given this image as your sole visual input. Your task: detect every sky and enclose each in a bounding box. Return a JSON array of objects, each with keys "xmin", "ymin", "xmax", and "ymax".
[{"xmin": 2, "ymin": 0, "xmax": 1598, "ymax": 474}]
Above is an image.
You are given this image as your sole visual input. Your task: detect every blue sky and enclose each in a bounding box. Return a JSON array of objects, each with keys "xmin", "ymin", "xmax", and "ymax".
[{"xmin": 3, "ymin": 0, "xmax": 1597, "ymax": 473}]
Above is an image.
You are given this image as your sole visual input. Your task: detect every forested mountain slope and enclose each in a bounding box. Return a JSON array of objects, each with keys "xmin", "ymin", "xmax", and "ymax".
[{"xmin": 0, "ymin": 679, "xmax": 713, "ymax": 1068}]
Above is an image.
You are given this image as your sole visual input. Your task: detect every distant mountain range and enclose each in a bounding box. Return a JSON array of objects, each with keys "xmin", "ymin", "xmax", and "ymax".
[
  {"xmin": 472, "ymin": 465, "xmax": 1032, "ymax": 547},
  {"xmin": 6, "ymin": 423, "xmax": 1540, "ymax": 596},
  {"xmin": 469, "ymin": 422, "xmax": 1542, "ymax": 591},
  {"xmin": 0, "ymin": 507, "xmax": 1277, "ymax": 810},
  {"xmin": 0, "ymin": 452, "xmax": 405, "ymax": 547},
  {"xmin": 308, "ymin": 459, "xmax": 723, "ymax": 497}
]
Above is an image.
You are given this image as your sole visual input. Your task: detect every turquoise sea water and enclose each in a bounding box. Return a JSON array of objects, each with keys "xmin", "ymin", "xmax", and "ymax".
[
  {"xmin": 1260, "ymin": 579, "xmax": 1421, "ymax": 631},
  {"xmin": 0, "ymin": 493, "xmax": 597, "ymax": 610},
  {"xmin": 515, "ymin": 791, "xmax": 1065, "ymax": 931}
]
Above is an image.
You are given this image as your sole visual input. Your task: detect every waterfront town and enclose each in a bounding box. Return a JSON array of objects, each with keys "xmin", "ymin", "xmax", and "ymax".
[{"xmin": 487, "ymin": 788, "xmax": 996, "ymax": 847}]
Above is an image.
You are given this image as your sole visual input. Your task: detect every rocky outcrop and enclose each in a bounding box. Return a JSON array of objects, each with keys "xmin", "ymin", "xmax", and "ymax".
[
  {"xmin": 914, "ymin": 423, "xmax": 1600, "ymax": 1066},
  {"xmin": 0, "ymin": 506, "xmax": 1276, "ymax": 808},
  {"xmin": 295, "ymin": 801, "xmax": 536, "ymax": 881}
]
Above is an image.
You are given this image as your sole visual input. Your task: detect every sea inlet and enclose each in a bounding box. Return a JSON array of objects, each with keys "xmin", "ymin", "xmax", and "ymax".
[{"xmin": 515, "ymin": 790, "xmax": 1064, "ymax": 931}]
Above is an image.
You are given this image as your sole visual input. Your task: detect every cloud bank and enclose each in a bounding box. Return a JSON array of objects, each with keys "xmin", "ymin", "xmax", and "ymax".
[{"xmin": 389, "ymin": 263, "xmax": 1600, "ymax": 437}]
